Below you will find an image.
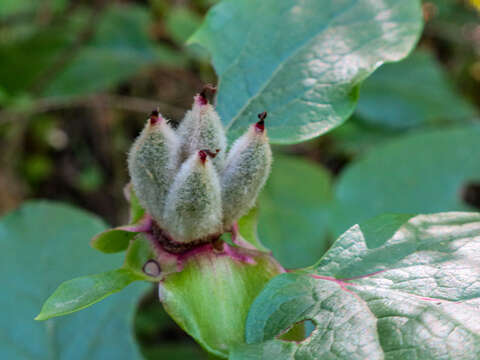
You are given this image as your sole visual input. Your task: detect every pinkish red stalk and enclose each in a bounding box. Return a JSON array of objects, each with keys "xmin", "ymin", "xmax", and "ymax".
[{"xmin": 120, "ymin": 215, "xmax": 153, "ymax": 233}]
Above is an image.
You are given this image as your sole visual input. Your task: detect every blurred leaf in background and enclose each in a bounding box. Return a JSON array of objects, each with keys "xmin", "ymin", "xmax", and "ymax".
[
  {"xmin": 258, "ymin": 155, "xmax": 333, "ymax": 269},
  {"xmin": 166, "ymin": 6, "xmax": 202, "ymax": 46},
  {"xmin": 331, "ymin": 124, "xmax": 480, "ymax": 236},
  {"xmin": 356, "ymin": 50, "xmax": 477, "ymax": 130},
  {"xmin": 44, "ymin": 5, "xmax": 176, "ymax": 98}
]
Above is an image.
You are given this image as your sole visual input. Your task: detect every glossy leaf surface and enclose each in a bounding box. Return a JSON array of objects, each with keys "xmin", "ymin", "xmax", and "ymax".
[{"xmin": 190, "ymin": 0, "xmax": 423, "ymax": 143}]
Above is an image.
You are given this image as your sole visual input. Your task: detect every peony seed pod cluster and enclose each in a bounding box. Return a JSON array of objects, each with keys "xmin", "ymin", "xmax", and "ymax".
[{"xmin": 128, "ymin": 89, "xmax": 272, "ymax": 244}]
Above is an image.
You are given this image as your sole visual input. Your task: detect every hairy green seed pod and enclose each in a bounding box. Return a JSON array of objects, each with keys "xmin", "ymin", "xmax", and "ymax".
[
  {"xmin": 177, "ymin": 94, "xmax": 227, "ymax": 170},
  {"xmin": 221, "ymin": 113, "xmax": 272, "ymax": 229},
  {"xmin": 128, "ymin": 112, "xmax": 179, "ymax": 226},
  {"xmin": 163, "ymin": 150, "xmax": 223, "ymax": 243}
]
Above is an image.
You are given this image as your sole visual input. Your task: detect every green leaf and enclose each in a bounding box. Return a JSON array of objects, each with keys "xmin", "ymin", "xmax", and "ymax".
[
  {"xmin": 40, "ymin": 232, "xmax": 158, "ymax": 321},
  {"xmin": 241, "ymin": 212, "xmax": 480, "ymax": 359},
  {"xmin": 160, "ymin": 250, "xmax": 283, "ymax": 358},
  {"xmin": 0, "ymin": 0, "xmax": 67, "ymax": 18},
  {"xmin": 236, "ymin": 207, "xmax": 269, "ymax": 252},
  {"xmin": 123, "ymin": 234, "xmax": 158, "ymax": 280},
  {"xmin": 44, "ymin": 5, "xmax": 158, "ymax": 97},
  {"xmin": 0, "ymin": 201, "xmax": 147, "ymax": 359},
  {"xmin": 91, "ymin": 185, "xmax": 146, "ymax": 253},
  {"xmin": 0, "ymin": 19, "xmax": 83, "ymax": 97},
  {"xmin": 127, "ymin": 184, "xmax": 146, "ymax": 224},
  {"xmin": 327, "ymin": 116, "xmax": 399, "ymax": 155},
  {"xmin": 91, "ymin": 226, "xmax": 138, "ymax": 253},
  {"xmin": 165, "ymin": 7, "xmax": 203, "ymax": 45},
  {"xmin": 190, "ymin": 0, "xmax": 423, "ymax": 144},
  {"xmin": 356, "ymin": 50, "xmax": 478, "ymax": 130},
  {"xmin": 332, "ymin": 124, "xmax": 480, "ymax": 236},
  {"xmin": 258, "ymin": 155, "xmax": 333, "ymax": 268},
  {"xmin": 36, "ymin": 269, "xmax": 142, "ymax": 321}
]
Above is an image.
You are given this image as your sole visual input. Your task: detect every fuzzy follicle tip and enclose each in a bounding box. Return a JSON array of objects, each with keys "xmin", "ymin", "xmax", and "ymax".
[
  {"xmin": 197, "ymin": 84, "xmax": 217, "ymax": 106},
  {"xmin": 198, "ymin": 149, "xmax": 220, "ymax": 164},
  {"xmin": 149, "ymin": 110, "xmax": 161, "ymax": 125},
  {"xmin": 255, "ymin": 111, "xmax": 267, "ymax": 132}
]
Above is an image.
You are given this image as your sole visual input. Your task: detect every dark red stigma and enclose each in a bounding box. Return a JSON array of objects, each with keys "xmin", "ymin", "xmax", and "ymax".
[
  {"xmin": 199, "ymin": 84, "xmax": 217, "ymax": 105},
  {"xmin": 198, "ymin": 149, "xmax": 220, "ymax": 164},
  {"xmin": 255, "ymin": 111, "xmax": 267, "ymax": 132},
  {"xmin": 149, "ymin": 109, "xmax": 160, "ymax": 125}
]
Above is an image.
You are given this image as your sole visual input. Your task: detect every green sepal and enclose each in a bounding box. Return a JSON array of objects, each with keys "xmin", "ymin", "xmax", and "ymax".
[{"xmin": 159, "ymin": 248, "xmax": 284, "ymax": 358}]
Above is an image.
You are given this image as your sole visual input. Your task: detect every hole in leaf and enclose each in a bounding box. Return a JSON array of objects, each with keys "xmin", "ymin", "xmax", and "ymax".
[
  {"xmin": 462, "ymin": 182, "xmax": 480, "ymax": 210},
  {"xmin": 277, "ymin": 319, "xmax": 316, "ymax": 343}
]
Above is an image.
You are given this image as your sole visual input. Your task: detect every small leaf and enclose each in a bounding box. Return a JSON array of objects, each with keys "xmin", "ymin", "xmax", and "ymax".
[
  {"xmin": 190, "ymin": 0, "xmax": 423, "ymax": 143},
  {"xmin": 91, "ymin": 186, "xmax": 147, "ymax": 253},
  {"xmin": 241, "ymin": 212, "xmax": 480, "ymax": 359},
  {"xmin": 90, "ymin": 227, "xmax": 138, "ymax": 253},
  {"xmin": 35, "ymin": 269, "xmax": 142, "ymax": 321},
  {"xmin": 258, "ymin": 155, "xmax": 333, "ymax": 268},
  {"xmin": 332, "ymin": 124, "xmax": 480, "ymax": 236},
  {"xmin": 39, "ymin": 232, "xmax": 159, "ymax": 321}
]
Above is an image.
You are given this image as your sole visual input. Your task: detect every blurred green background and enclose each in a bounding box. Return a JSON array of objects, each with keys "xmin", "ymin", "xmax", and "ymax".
[{"xmin": 1, "ymin": 0, "xmax": 480, "ymax": 358}]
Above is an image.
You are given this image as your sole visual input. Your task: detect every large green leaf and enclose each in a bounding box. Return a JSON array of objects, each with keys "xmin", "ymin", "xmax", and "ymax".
[
  {"xmin": 0, "ymin": 201, "xmax": 147, "ymax": 359},
  {"xmin": 190, "ymin": 0, "xmax": 423, "ymax": 144},
  {"xmin": 332, "ymin": 124, "xmax": 480, "ymax": 236},
  {"xmin": 239, "ymin": 212, "xmax": 480, "ymax": 359},
  {"xmin": 258, "ymin": 155, "xmax": 333, "ymax": 268},
  {"xmin": 356, "ymin": 50, "xmax": 477, "ymax": 130}
]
